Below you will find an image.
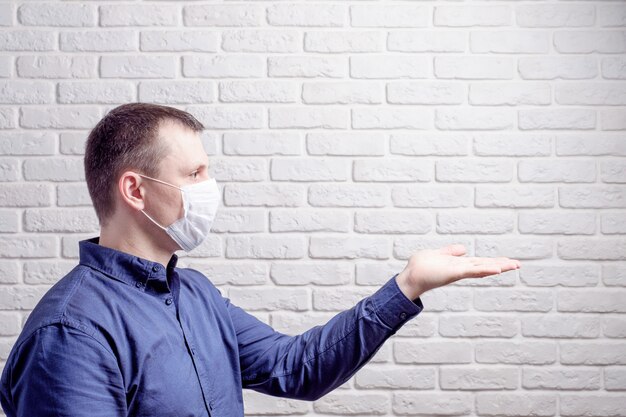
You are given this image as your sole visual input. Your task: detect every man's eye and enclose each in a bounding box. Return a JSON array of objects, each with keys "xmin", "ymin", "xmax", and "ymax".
[{"xmin": 191, "ymin": 171, "xmax": 199, "ymax": 179}]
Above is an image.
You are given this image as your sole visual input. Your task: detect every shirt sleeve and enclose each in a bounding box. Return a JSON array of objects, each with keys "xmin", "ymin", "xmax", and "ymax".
[
  {"xmin": 224, "ymin": 273, "xmax": 424, "ymax": 401},
  {"xmin": 0, "ymin": 323, "xmax": 127, "ymax": 417}
]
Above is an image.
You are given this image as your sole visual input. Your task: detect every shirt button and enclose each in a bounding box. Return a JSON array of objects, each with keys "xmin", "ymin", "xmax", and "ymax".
[
  {"xmin": 399, "ymin": 312, "xmax": 407, "ymax": 320},
  {"xmin": 135, "ymin": 281, "xmax": 142, "ymax": 288},
  {"xmin": 165, "ymin": 297, "xmax": 173, "ymax": 305},
  {"xmin": 152, "ymin": 265, "xmax": 160, "ymax": 272}
]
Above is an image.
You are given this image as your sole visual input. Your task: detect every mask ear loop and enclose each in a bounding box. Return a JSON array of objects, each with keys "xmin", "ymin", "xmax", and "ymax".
[{"xmin": 137, "ymin": 173, "xmax": 184, "ymax": 230}]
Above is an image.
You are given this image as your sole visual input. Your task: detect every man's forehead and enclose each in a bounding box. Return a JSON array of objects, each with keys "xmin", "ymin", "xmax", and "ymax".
[{"xmin": 157, "ymin": 121, "xmax": 208, "ymax": 169}]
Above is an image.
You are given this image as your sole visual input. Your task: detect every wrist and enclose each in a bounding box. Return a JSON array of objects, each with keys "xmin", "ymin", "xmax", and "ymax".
[{"xmin": 395, "ymin": 270, "xmax": 424, "ymax": 302}]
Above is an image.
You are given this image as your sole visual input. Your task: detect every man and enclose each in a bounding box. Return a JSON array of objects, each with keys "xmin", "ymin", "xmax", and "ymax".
[{"xmin": 0, "ymin": 103, "xmax": 521, "ymax": 416}]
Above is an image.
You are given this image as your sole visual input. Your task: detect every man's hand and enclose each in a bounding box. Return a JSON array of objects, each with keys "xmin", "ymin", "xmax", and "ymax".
[{"xmin": 395, "ymin": 244, "xmax": 521, "ymax": 301}]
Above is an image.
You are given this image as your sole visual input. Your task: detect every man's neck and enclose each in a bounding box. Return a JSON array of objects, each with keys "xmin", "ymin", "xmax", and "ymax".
[{"xmin": 99, "ymin": 220, "xmax": 174, "ymax": 267}]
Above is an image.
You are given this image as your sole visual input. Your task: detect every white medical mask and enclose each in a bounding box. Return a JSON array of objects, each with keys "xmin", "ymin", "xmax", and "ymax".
[{"xmin": 138, "ymin": 174, "xmax": 220, "ymax": 252}]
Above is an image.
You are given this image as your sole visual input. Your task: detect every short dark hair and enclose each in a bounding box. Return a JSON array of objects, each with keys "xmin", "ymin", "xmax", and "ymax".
[{"xmin": 84, "ymin": 102, "xmax": 204, "ymax": 226}]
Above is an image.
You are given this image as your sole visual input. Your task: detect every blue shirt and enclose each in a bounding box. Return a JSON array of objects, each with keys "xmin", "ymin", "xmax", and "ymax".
[{"xmin": 0, "ymin": 237, "xmax": 424, "ymax": 417}]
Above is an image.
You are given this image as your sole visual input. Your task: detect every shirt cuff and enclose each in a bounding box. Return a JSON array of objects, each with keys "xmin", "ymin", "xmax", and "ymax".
[{"xmin": 369, "ymin": 273, "xmax": 424, "ymax": 331}]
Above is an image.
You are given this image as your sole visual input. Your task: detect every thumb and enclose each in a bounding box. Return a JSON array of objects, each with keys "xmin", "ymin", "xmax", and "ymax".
[{"xmin": 438, "ymin": 244, "xmax": 467, "ymax": 256}]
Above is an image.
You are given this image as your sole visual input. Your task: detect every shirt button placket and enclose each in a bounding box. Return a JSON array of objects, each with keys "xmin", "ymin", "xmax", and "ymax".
[{"xmin": 165, "ymin": 297, "xmax": 173, "ymax": 306}]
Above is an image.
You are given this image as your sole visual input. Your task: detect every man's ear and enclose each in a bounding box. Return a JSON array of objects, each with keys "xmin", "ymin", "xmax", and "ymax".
[{"xmin": 118, "ymin": 171, "xmax": 145, "ymax": 212}]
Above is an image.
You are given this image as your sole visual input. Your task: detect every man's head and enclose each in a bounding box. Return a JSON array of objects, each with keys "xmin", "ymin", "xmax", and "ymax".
[{"xmin": 84, "ymin": 103, "xmax": 209, "ymax": 251}]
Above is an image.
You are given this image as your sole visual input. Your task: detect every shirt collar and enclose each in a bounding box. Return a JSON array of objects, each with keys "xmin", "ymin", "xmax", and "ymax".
[{"xmin": 79, "ymin": 236, "xmax": 179, "ymax": 291}]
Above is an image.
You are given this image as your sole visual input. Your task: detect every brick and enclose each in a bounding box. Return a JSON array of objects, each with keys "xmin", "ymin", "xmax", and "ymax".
[
  {"xmin": 0, "ymin": 3, "xmax": 13, "ymax": 26},
  {"xmin": 598, "ymin": 4, "xmax": 626, "ymax": 27},
  {"xmin": 436, "ymin": 211, "xmax": 513, "ymax": 234},
  {"xmin": 270, "ymin": 262, "xmax": 352, "ymax": 286},
  {"xmin": 393, "ymin": 185, "xmax": 472, "ymax": 208},
  {"xmin": 388, "ymin": 31, "xmax": 465, "ymax": 52},
  {"xmin": 519, "ymin": 160, "xmax": 596, "ymax": 183},
  {"xmin": 558, "ymin": 134, "xmax": 626, "ymax": 156},
  {"xmin": 59, "ymin": 132, "xmax": 87, "ymax": 155},
  {"xmin": 519, "ymin": 56, "xmax": 597, "ymax": 80},
  {"xmin": 184, "ymin": 4, "xmax": 263, "ymax": 26},
  {"xmin": 100, "ymin": 5, "xmax": 179, "ymax": 26},
  {"xmin": 100, "ymin": 56, "xmax": 176, "ymax": 79},
  {"xmin": 520, "ymin": 264, "xmax": 599, "ymax": 286},
  {"xmin": 355, "ymin": 263, "xmax": 405, "ymax": 286},
  {"xmin": 560, "ymin": 186, "xmax": 626, "ymax": 209},
  {"xmin": 601, "ymin": 109, "xmax": 626, "ymax": 130},
  {"xmin": 558, "ymin": 289, "xmax": 626, "ymax": 313},
  {"xmin": 440, "ymin": 367, "xmax": 518, "ymax": 390},
  {"xmin": 476, "ymin": 341, "xmax": 556, "ymax": 364},
  {"xmin": 355, "ymin": 366, "xmax": 434, "ymax": 389},
  {"xmin": 183, "ymin": 55, "xmax": 264, "ymax": 78},
  {"xmin": 0, "ymin": 158, "xmax": 19, "ymax": 182},
  {"xmin": 224, "ymin": 183, "xmax": 304, "ymax": 207},
  {"xmin": 521, "ymin": 209, "xmax": 591, "ymax": 236},
  {"xmin": 242, "ymin": 390, "xmax": 308, "ymax": 414},
  {"xmin": 17, "ymin": 56, "xmax": 95, "ymax": 79},
  {"xmin": 420, "ymin": 287, "xmax": 471, "ymax": 312},
  {"xmin": 207, "ymin": 158, "xmax": 265, "ymax": 182},
  {"xmin": 184, "ymin": 263, "xmax": 266, "ymax": 286},
  {"xmin": 0, "ymin": 286, "xmax": 49, "ymax": 310},
  {"xmin": 605, "ymin": 367, "xmax": 626, "ymax": 390},
  {"xmin": 560, "ymin": 395, "xmax": 626, "ymax": 417},
  {"xmin": 220, "ymin": 80, "xmax": 297, "ymax": 103},
  {"xmin": 228, "ymin": 286, "xmax": 309, "ymax": 311},
  {"xmin": 20, "ymin": 106, "xmax": 101, "ymax": 129},
  {"xmin": 522, "ymin": 315, "xmax": 600, "ymax": 338},
  {"xmin": 210, "ymin": 209, "xmax": 264, "ymax": 234},
  {"xmin": 436, "ymin": 159, "xmax": 512, "ymax": 182},
  {"xmin": 470, "ymin": 82, "xmax": 550, "ymax": 105},
  {"xmin": 558, "ymin": 238, "xmax": 626, "ymax": 260},
  {"xmin": 604, "ymin": 264, "xmax": 626, "ymax": 286},
  {"xmin": 353, "ymin": 158, "xmax": 434, "ymax": 182},
  {"xmin": 304, "ymin": 31, "xmax": 383, "ymax": 53},
  {"xmin": 561, "ymin": 342, "xmax": 626, "ymax": 365},
  {"xmin": 439, "ymin": 315, "xmax": 517, "ymax": 338},
  {"xmin": 392, "ymin": 236, "xmax": 473, "ymax": 261},
  {"xmin": 0, "ymin": 56, "xmax": 10, "ymax": 77},
  {"xmin": 314, "ymin": 392, "xmax": 389, "ymax": 415},
  {"xmin": 390, "ymin": 133, "xmax": 468, "ymax": 156},
  {"xmin": 23, "ymin": 158, "xmax": 84, "ymax": 181},
  {"xmin": 0, "ymin": 236, "xmax": 57, "ymax": 258},
  {"xmin": 388, "ymin": 81, "xmax": 464, "ymax": 104},
  {"xmin": 602, "ymin": 57, "xmax": 626, "ymax": 79},
  {"xmin": 476, "ymin": 393, "xmax": 556, "ymax": 416},
  {"xmin": 0, "ymin": 209, "xmax": 18, "ymax": 233},
  {"xmin": 523, "ymin": 367, "xmax": 601, "ymax": 390},
  {"xmin": 140, "ymin": 30, "xmax": 217, "ymax": 52},
  {"xmin": 603, "ymin": 317, "xmax": 626, "ymax": 338},
  {"xmin": 270, "ymin": 210, "xmax": 352, "ymax": 233},
  {"xmin": 352, "ymin": 107, "xmax": 432, "ymax": 129},
  {"xmin": 222, "ymin": 29, "xmax": 300, "ymax": 53},
  {"xmin": 307, "ymin": 132, "xmax": 384, "ymax": 156},
  {"xmin": 225, "ymin": 235, "xmax": 306, "ymax": 259},
  {"xmin": 23, "ymin": 260, "xmax": 74, "ymax": 285},
  {"xmin": 0, "ymin": 81, "xmax": 53, "ymax": 104},
  {"xmin": 395, "ymin": 340, "xmax": 473, "ymax": 364},
  {"xmin": 601, "ymin": 160, "xmax": 626, "ymax": 183},
  {"xmin": 520, "ymin": 108, "xmax": 596, "ymax": 130},
  {"xmin": 0, "ymin": 30, "xmax": 55, "ymax": 51},
  {"xmin": 24, "ymin": 208, "xmax": 98, "ymax": 233},
  {"xmin": 223, "ymin": 132, "xmax": 300, "ymax": 156},
  {"xmin": 269, "ymin": 106, "xmax": 348, "ymax": 129},
  {"xmin": 471, "ymin": 31, "xmax": 550, "ymax": 53},
  {"xmin": 0, "ymin": 184, "xmax": 51, "ymax": 207},
  {"xmin": 351, "ymin": 5, "xmax": 428, "ymax": 28},
  {"xmin": 139, "ymin": 81, "xmax": 214, "ymax": 104},
  {"xmin": 60, "ymin": 31, "xmax": 136, "ymax": 52},
  {"xmin": 18, "ymin": 3, "xmax": 96, "ymax": 27},
  {"xmin": 303, "ymin": 81, "xmax": 382, "ymax": 104},
  {"xmin": 396, "ymin": 314, "xmax": 437, "ymax": 338},
  {"xmin": 351, "ymin": 55, "xmax": 429, "ymax": 79},
  {"xmin": 58, "ymin": 81, "xmax": 135, "ymax": 104},
  {"xmin": 57, "ymin": 184, "xmax": 92, "ymax": 207},
  {"xmin": 268, "ymin": 55, "xmax": 347, "ymax": 78},
  {"xmin": 354, "ymin": 210, "xmax": 431, "ymax": 234},
  {"xmin": 186, "ymin": 105, "xmax": 263, "ymax": 129},
  {"xmin": 0, "ymin": 311, "xmax": 21, "ymax": 335},
  {"xmin": 0, "ymin": 261, "xmax": 18, "ymax": 284},
  {"xmin": 434, "ymin": 5, "xmax": 511, "ymax": 27},
  {"xmin": 435, "ymin": 56, "xmax": 515, "ymax": 79},
  {"xmin": 474, "ymin": 289, "xmax": 553, "ymax": 312},
  {"xmin": 267, "ymin": 4, "xmax": 345, "ymax": 27},
  {"xmin": 556, "ymin": 82, "xmax": 626, "ymax": 105},
  {"xmin": 516, "ymin": 4, "xmax": 594, "ymax": 28},
  {"xmin": 270, "ymin": 158, "xmax": 347, "ymax": 182},
  {"xmin": 393, "ymin": 392, "xmax": 472, "ymax": 415},
  {"xmin": 309, "ymin": 236, "xmax": 389, "ymax": 260},
  {"xmin": 309, "ymin": 184, "xmax": 388, "ymax": 207},
  {"xmin": 554, "ymin": 30, "xmax": 626, "ymax": 53},
  {"xmin": 602, "ymin": 212, "xmax": 626, "ymax": 234},
  {"xmin": 436, "ymin": 108, "xmax": 514, "ymax": 130}
]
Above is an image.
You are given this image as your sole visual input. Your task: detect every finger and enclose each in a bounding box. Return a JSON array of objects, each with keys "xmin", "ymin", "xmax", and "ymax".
[{"xmin": 439, "ymin": 244, "xmax": 466, "ymax": 257}]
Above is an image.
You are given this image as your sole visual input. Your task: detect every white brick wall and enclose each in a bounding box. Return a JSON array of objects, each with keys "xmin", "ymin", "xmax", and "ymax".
[{"xmin": 0, "ymin": 1, "xmax": 625, "ymax": 416}]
